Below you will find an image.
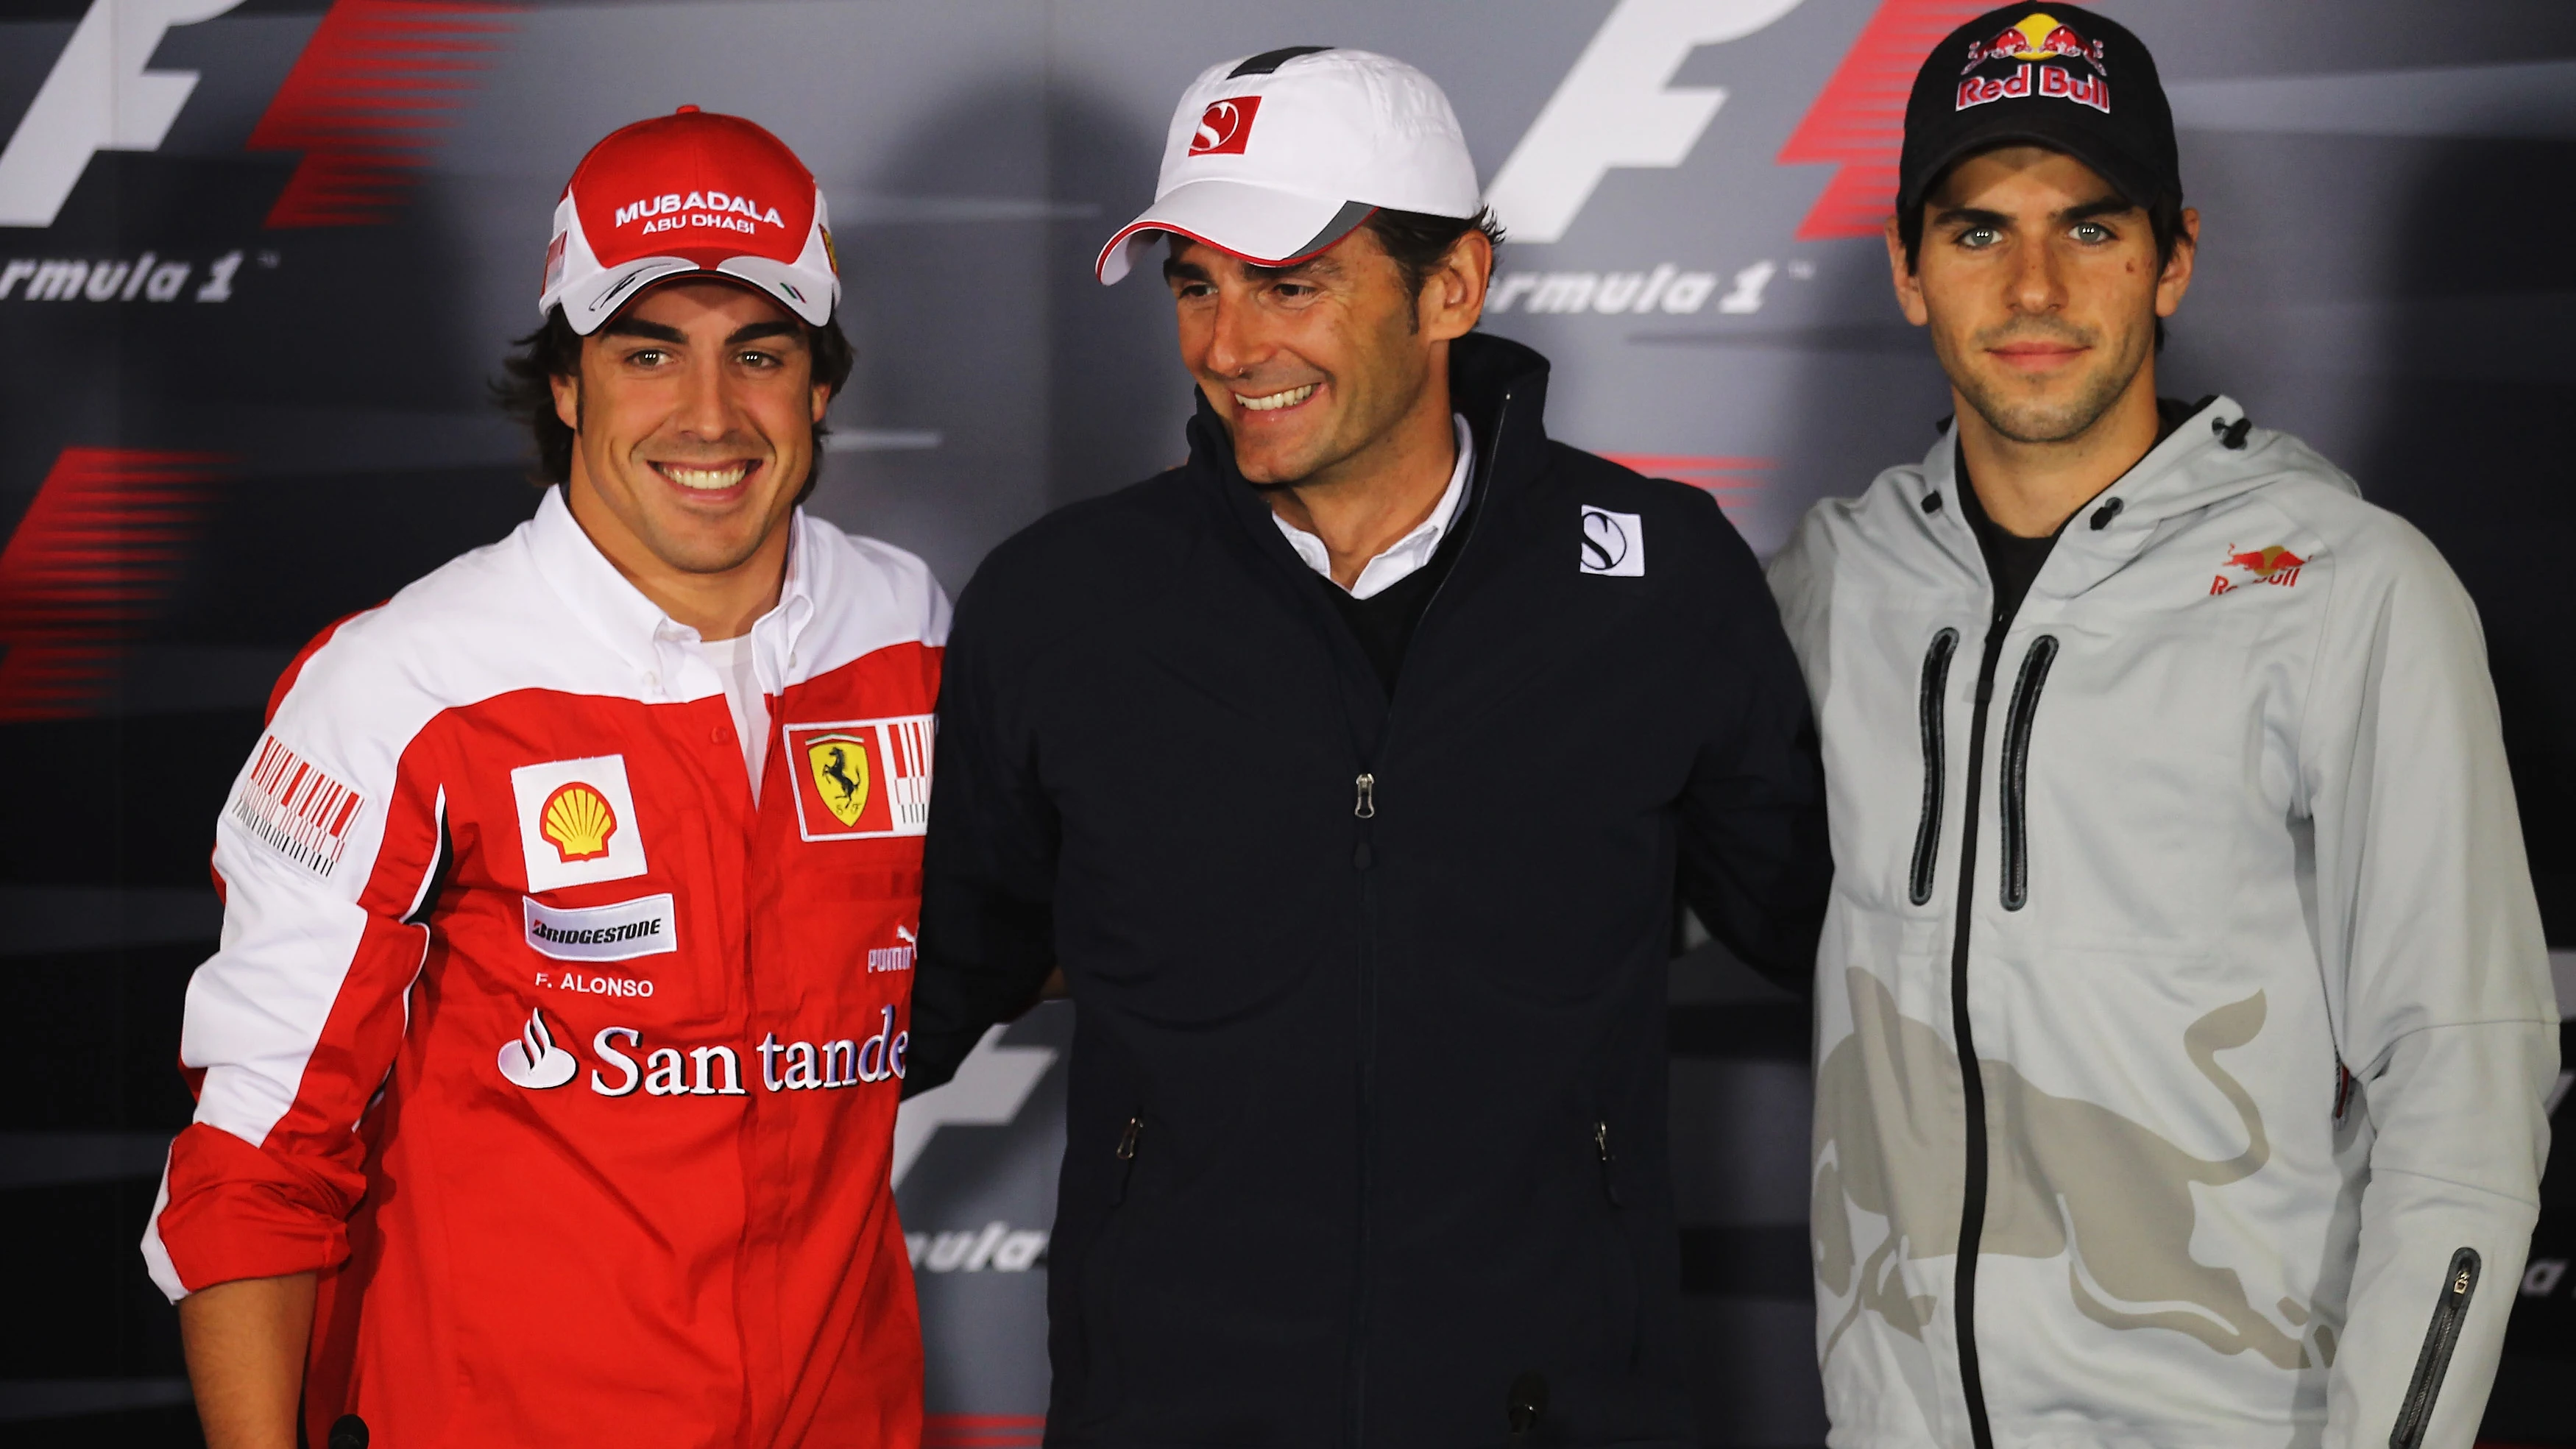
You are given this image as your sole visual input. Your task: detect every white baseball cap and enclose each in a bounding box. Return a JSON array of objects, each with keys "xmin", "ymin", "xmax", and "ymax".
[{"xmin": 1094, "ymin": 46, "xmax": 1482, "ymax": 286}]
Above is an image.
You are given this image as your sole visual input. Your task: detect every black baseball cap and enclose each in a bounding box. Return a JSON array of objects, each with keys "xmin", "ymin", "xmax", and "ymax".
[{"xmin": 1897, "ymin": 4, "xmax": 2179, "ymax": 217}]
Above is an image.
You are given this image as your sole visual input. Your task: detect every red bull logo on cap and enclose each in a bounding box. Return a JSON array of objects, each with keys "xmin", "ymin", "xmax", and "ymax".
[
  {"xmin": 1962, "ymin": 13, "xmax": 2109, "ymax": 74},
  {"xmin": 1956, "ymin": 10, "xmax": 2112, "ymax": 115}
]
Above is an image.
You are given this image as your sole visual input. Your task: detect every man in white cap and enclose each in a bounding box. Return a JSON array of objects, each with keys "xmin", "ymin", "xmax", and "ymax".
[
  {"xmin": 150, "ymin": 109, "xmax": 944, "ymax": 1449},
  {"xmin": 908, "ymin": 46, "xmax": 1832, "ymax": 1445}
]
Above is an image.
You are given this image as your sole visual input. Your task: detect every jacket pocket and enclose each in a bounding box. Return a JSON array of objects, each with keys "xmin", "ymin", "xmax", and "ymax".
[
  {"xmin": 1593, "ymin": 1119, "xmax": 1642, "ymax": 1366},
  {"xmin": 1998, "ymin": 635, "xmax": 2059, "ymax": 911},
  {"xmin": 1909, "ymin": 628, "xmax": 1960, "ymax": 906},
  {"xmin": 2390, "ymin": 1247, "xmax": 2481, "ymax": 1449},
  {"xmin": 1068, "ymin": 1113, "xmax": 1144, "ymax": 1430}
]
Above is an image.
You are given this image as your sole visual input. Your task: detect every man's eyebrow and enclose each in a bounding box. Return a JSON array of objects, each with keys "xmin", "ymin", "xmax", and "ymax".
[
  {"xmin": 1931, "ymin": 205, "xmax": 2011, "ymax": 232},
  {"xmin": 2057, "ymin": 196, "xmax": 2138, "ymax": 225},
  {"xmin": 1162, "ymin": 256, "xmax": 1213, "ymax": 285},
  {"xmin": 1250, "ymin": 254, "xmax": 1334, "ymax": 283},
  {"xmin": 724, "ymin": 319, "xmax": 804, "ymax": 347},
  {"xmin": 601, "ymin": 317, "xmax": 686, "ymax": 343}
]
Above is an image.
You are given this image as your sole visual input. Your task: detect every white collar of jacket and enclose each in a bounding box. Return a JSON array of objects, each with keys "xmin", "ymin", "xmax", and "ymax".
[
  {"xmin": 523, "ymin": 483, "xmax": 818, "ymax": 704},
  {"xmin": 1272, "ymin": 413, "xmax": 1474, "ymax": 600},
  {"xmin": 1917, "ymin": 394, "xmax": 2360, "ymax": 605}
]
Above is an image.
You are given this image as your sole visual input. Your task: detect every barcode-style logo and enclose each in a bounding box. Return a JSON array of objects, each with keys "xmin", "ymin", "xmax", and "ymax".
[{"xmin": 230, "ymin": 734, "xmax": 365, "ymax": 877}]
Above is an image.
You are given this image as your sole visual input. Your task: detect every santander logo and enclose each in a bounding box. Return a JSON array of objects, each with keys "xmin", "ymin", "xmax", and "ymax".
[
  {"xmin": 1188, "ymin": 96, "xmax": 1261, "ymax": 157},
  {"xmin": 498, "ymin": 1007, "xmax": 578, "ymax": 1090}
]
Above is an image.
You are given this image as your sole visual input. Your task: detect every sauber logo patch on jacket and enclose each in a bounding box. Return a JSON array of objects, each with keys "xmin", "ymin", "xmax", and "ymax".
[
  {"xmin": 523, "ymin": 893, "xmax": 677, "ymax": 963},
  {"xmin": 784, "ymin": 715, "xmax": 934, "ymax": 841},
  {"xmin": 511, "ymin": 755, "xmax": 647, "ymax": 890},
  {"xmin": 1579, "ymin": 506, "xmax": 1645, "ymax": 576}
]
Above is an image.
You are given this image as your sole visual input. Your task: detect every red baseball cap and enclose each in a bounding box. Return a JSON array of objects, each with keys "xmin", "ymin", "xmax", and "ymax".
[{"xmin": 539, "ymin": 106, "xmax": 838, "ymax": 334}]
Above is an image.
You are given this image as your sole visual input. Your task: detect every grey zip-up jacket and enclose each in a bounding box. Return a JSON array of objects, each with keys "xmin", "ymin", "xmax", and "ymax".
[{"xmin": 1768, "ymin": 397, "xmax": 2557, "ymax": 1449}]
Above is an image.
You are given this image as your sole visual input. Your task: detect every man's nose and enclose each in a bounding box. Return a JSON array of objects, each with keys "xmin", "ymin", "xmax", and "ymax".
[
  {"xmin": 676, "ymin": 355, "xmax": 735, "ymax": 439},
  {"xmin": 1199, "ymin": 288, "xmax": 1270, "ymax": 380},
  {"xmin": 2008, "ymin": 233, "xmax": 2067, "ymax": 315}
]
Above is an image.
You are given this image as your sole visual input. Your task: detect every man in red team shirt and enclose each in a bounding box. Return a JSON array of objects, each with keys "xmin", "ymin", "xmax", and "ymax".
[{"xmin": 146, "ymin": 109, "xmax": 945, "ymax": 1449}]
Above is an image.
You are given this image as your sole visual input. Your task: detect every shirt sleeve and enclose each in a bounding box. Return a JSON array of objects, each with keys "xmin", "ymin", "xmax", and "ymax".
[
  {"xmin": 1680, "ymin": 495, "xmax": 1835, "ymax": 991},
  {"xmin": 2301, "ymin": 520, "xmax": 2558, "ymax": 1449},
  {"xmin": 905, "ymin": 570, "xmax": 1059, "ymax": 1097},
  {"xmin": 141, "ymin": 624, "xmax": 452, "ymax": 1300}
]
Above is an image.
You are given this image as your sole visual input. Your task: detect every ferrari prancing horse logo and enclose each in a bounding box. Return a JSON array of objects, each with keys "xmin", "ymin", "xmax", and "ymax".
[
  {"xmin": 806, "ymin": 734, "xmax": 872, "ymax": 826},
  {"xmin": 782, "ymin": 715, "xmax": 934, "ymax": 841}
]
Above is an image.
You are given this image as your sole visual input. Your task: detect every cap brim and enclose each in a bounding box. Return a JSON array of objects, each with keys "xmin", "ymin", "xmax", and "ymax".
[
  {"xmin": 1903, "ymin": 121, "xmax": 2163, "ymax": 215},
  {"xmin": 1094, "ymin": 180, "xmax": 1375, "ymax": 285}
]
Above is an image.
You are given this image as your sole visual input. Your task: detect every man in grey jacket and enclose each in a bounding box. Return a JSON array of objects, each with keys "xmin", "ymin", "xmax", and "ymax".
[{"xmin": 1767, "ymin": 8, "xmax": 2558, "ymax": 1449}]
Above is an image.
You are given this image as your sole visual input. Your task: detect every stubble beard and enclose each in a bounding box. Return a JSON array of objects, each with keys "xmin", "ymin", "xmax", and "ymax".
[{"xmin": 1940, "ymin": 315, "xmax": 2151, "ymax": 447}]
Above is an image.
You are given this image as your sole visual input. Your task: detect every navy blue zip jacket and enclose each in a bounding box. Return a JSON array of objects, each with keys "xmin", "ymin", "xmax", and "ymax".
[{"xmin": 907, "ymin": 333, "xmax": 1830, "ymax": 1448}]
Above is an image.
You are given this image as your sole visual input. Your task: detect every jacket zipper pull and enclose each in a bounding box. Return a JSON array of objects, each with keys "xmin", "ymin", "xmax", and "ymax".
[
  {"xmin": 1594, "ymin": 1120, "xmax": 1624, "ymax": 1208},
  {"xmin": 1354, "ymin": 773, "xmax": 1376, "ymax": 819},
  {"xmin": 1111, "ymin": 1115, "xmax": 1141, "ymax": 1203}
]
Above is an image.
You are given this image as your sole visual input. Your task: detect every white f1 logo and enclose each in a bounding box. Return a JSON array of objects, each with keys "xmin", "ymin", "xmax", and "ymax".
[
  {"xmin": 0, "ymin": 0, "xmax": 247, "ymax": 228},
  {"xmin": 1485, "ymin": 0, "xmax": 1808, "ymax": 244}
]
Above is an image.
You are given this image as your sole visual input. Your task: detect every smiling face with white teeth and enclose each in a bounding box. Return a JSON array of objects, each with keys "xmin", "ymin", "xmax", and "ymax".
[
  {"xmin": 1161, "ymin": 224, "xmax": 1491, "ymax": 586},
  {"xmin": 1165, "ymin": 225, "xmax": 1486, "ymax": 491},
  {"xmin": 552, "ymin": 278, "xmax": 831, "ymax": 638}
]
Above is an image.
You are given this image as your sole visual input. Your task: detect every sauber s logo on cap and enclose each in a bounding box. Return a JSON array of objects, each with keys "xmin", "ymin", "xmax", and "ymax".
[
  {"xmin": 1188, "ymin": 96, "xmax": 1262, "ymax": 156},
  {"xmin": 784, "ymin": 716, "xmax": 934, "ymax": 841},
  {"xmin": 512, "ymin": 755, "xmax": 648, "ymax": 891}
]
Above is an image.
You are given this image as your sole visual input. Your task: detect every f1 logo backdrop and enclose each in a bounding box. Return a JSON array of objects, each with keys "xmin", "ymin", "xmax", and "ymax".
[
  {"xmin": 0, "ymin": 0, "xmax": 245, "ymax": 230},
  {"xmin": 1, "ymin": 1, "xmax": 2568, "ymax": 1444}
]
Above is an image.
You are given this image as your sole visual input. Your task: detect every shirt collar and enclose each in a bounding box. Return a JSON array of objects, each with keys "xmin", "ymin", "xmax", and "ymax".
[
  {"xmin": 1273, "ymin": 413, "xmax": 1474, "ymax": 601},
  {"xmin": 525, "ymin": 485, "xmax": 817, "ymax": 698}
]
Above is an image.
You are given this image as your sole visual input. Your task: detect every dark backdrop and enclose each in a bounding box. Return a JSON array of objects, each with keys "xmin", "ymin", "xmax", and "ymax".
[{"xmin": 1, "ymin": 1, "xmax": 2568, "ymax": 1443}]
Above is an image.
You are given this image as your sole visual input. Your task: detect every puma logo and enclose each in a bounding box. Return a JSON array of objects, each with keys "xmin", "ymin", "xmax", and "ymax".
[{"xmin": 1814, "ymin": 968, "xmax": 2321, "ymax": 1371}]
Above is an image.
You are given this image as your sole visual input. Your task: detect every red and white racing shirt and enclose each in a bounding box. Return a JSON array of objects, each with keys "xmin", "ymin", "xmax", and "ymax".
[{"xmin": 144, "ymin": 488, "xmax": 947, "ymax": 1448}]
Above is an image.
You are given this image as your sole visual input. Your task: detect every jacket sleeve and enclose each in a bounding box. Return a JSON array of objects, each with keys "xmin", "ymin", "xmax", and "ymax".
[
  {"xmin": 2301, "ymin": 522, "xmax": 2558, "ymax": 1449},
  {"xmin": 141, "ymin": 625, "xmax": 452, "ymax": 1300},
  {"xmin": 906, "ymin": 569, "xmax": 1061, "ymax": 1096},
  {"xmin": 1678, "ymin": 499, "xmax": 1834, "ymax": 992}
]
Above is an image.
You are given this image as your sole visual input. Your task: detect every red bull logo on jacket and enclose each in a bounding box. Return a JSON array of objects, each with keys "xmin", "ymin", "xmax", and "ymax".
[
  {"xmin": 1956, "ymin": 12, "xmax": 2111, "ymax": 115},
  {"xmin": 2209, "ymin": 544, "xmax": 2307, "ymax": 595}
]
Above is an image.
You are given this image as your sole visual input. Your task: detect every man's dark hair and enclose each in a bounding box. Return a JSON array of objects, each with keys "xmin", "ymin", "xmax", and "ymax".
[
  {"xmin": 1897, "ymin": 155, "xmax": 2187, "ymax": 350},
  {"xmin": 1365, "ymin": 205, "xmax": 1507, "ymax": 312},
  {"xmin": 492, "ymin": 304, "xmax": 855, "ymax": 500}
]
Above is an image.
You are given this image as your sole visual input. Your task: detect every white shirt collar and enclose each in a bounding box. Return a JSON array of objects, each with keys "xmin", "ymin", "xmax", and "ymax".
[
  {"xmin": 525, "ymin": 484, "xmax": 816, "ymax": 700},
  {"xmin": 1273, "ymin": 414, "xmax": 1473, "ymax": 601}
]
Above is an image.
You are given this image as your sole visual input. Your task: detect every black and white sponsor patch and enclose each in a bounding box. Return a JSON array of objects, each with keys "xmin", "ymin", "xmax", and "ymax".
[
  {"xmin": 230, "ymin": 734, "xmax": 366, "ymax": 878},
  {"xmin": 522, "ymin": 892, "xmax": 677, "ymax": 963}
]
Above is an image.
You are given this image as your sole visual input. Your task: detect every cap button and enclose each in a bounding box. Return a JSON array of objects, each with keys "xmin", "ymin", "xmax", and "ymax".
[{"xmin": 675, "ymin": 104, "xmax": 701, "ymax": 114}]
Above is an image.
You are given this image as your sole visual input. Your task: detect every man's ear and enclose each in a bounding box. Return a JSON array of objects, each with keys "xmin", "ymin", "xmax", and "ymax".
[
  {"xmin": 2155, "ymin": 206, "xmax": 2201, "ymax": 319},
  {"xmin": 551, "ymin": 370, "xmax": 580, "ymax": 432},
  {"xmin": 1422, "ymin": 228, "xmax": 1494, "ymax": 343},
  {"xmin": 1885, "ymin": 215, "xmax": 1930, "ymax": 327}
]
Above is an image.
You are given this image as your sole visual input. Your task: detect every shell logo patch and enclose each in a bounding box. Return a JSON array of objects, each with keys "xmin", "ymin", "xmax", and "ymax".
[
  {"xmin": 806, "ymin": 733, "xmax": 872, "ymax": 826},
  {"xmin": 540, "ymin": 782, "xmax": 618, "ymax": 861},
  {"xmin": 512, "ymin": 754, "xmax": 648, "ymax": 892},
  {"xmin": 783, "ymin": 715, "xmax": 933, "ymax": 841}
]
